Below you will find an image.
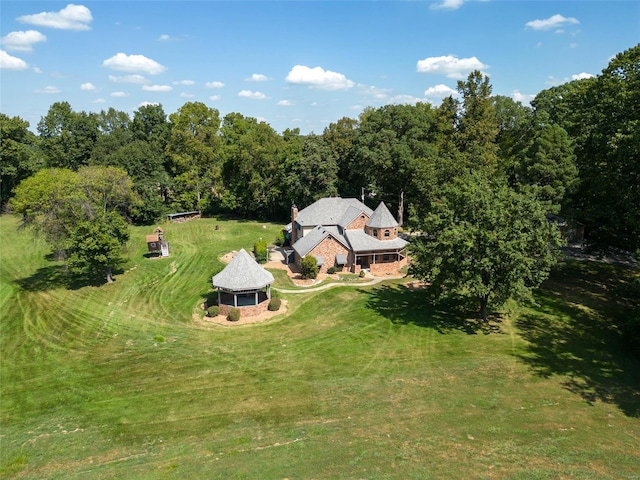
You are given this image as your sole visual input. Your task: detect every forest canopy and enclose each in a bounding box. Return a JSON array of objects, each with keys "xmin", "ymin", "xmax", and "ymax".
[{"xmin": 3, "ymin": 44, "xmax": 638, "ymax": 256}]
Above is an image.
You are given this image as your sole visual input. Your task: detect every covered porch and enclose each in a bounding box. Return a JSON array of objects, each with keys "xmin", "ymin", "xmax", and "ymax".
[
  {"xmin": 217, "ymin": 286, "xmax": 271, "ymax": 307},
  {"xmin": 354, "ymin": 247, "xmax": 408, "ymax": 268}
]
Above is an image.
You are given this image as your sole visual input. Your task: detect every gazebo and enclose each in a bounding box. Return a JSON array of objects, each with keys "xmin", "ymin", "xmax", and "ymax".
[{"xmin": 211, "ymin": 249, "xmax": 275, "ymax": 317}]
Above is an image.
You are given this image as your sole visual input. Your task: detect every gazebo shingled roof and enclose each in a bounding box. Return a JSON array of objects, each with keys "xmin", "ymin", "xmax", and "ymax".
[{"xmin": 211, "ymin": 248, "xmax": 274, "ymax": 291}]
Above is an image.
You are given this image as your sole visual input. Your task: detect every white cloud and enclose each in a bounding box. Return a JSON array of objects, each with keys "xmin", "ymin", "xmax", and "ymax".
[
  {"xmin": 18, "ymin": 4, "xmax": 93, "ymax": 31},
  {"xmin": 35, "ymin": 85, "xmax": 61, "ymax": 94},
  {"xmin": 206, "ymin": 81, "xmax": 224, "ymax": 89},
  {"xmin": 390, "ymin": 94, "xmax": 425, "ymax": 105},
  {"xmin": 286, "ymin": 65, "xmax": 355, "ymax": 90},
  {"xmin": 277, "ymin": 100, "xmax": 294, "ymax": 106},
  {"xmin": 511, "ymin": 90, "xmax": 535, "ymax": 104},
  {"xmin": 545, "ymin": 75, "xmax": 561, "ymax": 86},
  {"xmin": 358, "ymin": 84, "xmax": 392, "ymax": 100},
  {"xmin": 525, "ymin": 14, "xmax": 579, "ymax": 31},
  {"xmin": 0, "ymin": 50, "xmax": 28, "ymax": 70},
  {"xmin": 571, "ymin": 72, "xmax": 594, "ymax": 81},
  {"xmin": 424, "ymin": 84, "xmax": 457, "ymax": 98},
  {"xmin": 80, "ymin": 82, "xmax": 96, "ymax": 91},
  {"xmin": 430, "ymin": 0, "xmax": 465, "ymax": 10},
  {"xmin": 159, "ymin": 34, "xmax": 170, "ymax": 41},
  {"xmin": 103, "ymin": 53, "xmax": 166, "ymax": 75},
  {"xmin": 545, "ymin": 72, "xmax": 593, "ymax": 87},
  {"xmin": 1, "ymin": 30, "xmax": 47, "ymax": 52},
  {"xmin": 142, "ymin": 84, "xmax": 172, "ymax": 92},
  {"xmin": 173, "ymin": 80, "xmax": 195, "ymax": 85},
  {"xmin": 246, "ymin": 73, "xmax": 269, "ymax": 82},
  {"xmin": 180, "ymin": 92, "xmax": 195, "ymax": 98},
  {"xmin": 209, "ymin": 95, "xmax": 221, "ymax": 101},
  {"xmin": 32, "ymin": 66, "xmax": 43, "ymax": 74},
  {"xmin": 111, "ymin": 91, "xmax": 129, "ymax": 97},
  {"xmin": 109, "ymin": 74, "xmax": 148, "ymax": 84},
  {"xmin": 417, "ymin": 55, "xmax": 488, "ymax": 79},
  {"xmin": 238, "ymin": 90, "xmax": 267, "ymax": 99},
  {"xmin": 92, "ymin": 98, "xmax": 106, "ymax": 104}
]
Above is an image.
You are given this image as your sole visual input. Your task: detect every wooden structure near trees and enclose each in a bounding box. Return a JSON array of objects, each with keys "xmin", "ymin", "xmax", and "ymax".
[
  {"xmin": 167, "ymin": 211, "xmax": 201, "ymax": 223},
  {"xmin": 146, "ymin": 227, "xmax": 170, "ymax": 257}
]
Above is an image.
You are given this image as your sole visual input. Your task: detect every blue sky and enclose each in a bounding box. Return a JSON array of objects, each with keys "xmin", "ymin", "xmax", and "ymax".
[{"xmin": 1, "ymin": 1, "xmax": 638, "ymax": 134}]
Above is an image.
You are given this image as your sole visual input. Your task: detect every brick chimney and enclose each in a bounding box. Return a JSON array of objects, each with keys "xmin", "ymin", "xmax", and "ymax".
[{"xmin": 291, "ymin": 204, "xmax": 298, "ymax": 244}]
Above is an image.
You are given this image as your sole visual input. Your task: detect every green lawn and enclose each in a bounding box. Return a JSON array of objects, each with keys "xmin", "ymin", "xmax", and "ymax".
[{"xmin": 1, "ymin": 215, "xmax": 639, "ymax": 479}]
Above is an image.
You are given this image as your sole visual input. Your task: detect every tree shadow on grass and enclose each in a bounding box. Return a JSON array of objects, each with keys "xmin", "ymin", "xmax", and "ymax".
[
  {"xmin": 361, "ymin": 283, "xmax": 504, "ymax": 335},
  {"xmin": 16, "ymin": 263, "xmax": 121, "ymax": 292},
  {"xmin": 516, "ymin": 260, "xmax": 640, "ymax": 417}
]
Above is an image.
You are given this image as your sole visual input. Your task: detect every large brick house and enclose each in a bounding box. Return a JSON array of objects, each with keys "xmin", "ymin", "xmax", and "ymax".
[{"xmin": 289, "ymin": 197, "xmax": 408, "ymax": 275}]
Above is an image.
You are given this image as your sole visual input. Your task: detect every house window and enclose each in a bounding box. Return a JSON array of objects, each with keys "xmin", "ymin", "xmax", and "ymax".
[
  {"xmin": 383, "ymin": 254, "xmax": 389, "ymax": 261},
  {"xmin": 384, "ymin": 229, "xmax": 390, "ymax": 237},
  {"xmin": 373, "ymin": 229, "xmax": 378, "ymax": 237}
]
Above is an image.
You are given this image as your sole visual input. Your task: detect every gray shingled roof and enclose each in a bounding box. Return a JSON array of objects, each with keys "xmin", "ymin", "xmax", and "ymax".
[
  {"xmin": 294, "ymin": 197, "xmax": 373, "ymax": 228},
  {"xmin": 292, "ymin": 225, "xmax": 349, "ymax": 257},
  {"xmin": 211, "ymin": 248, "xmax": 274, "ymax": 291},
  {"xmin": 345, "ymin": 230, "xmax": 408, "ymax": 252},
  {"xmin": 366, "ymin": 201, "xmax": 399, "ymax": 228}
]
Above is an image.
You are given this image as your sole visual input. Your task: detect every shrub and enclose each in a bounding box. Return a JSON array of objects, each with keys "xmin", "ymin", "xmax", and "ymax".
[
  {"xmin": 274, "ymin": 229, "xmax": 287, "ymax": 247},
  {"xmin": 254, "ymin": 238, "xmax": 268, "ymax": 263},
  {"xmin": 154, "ymin": 334, "xmax": 165, "ymax": 343},
  {"xmin": 206, "ymin": 305, "xmax": 220, "ymax": 317},
  {"xmin": 300, "ymin": 255, "xmax": 318, "ymax": 279},
  {"xmin": 268, "ymin": 297, "xmax": 281, "ymax": 311},
  {"xmin": 359, "ymin": 269, "xmax": 366, "ymax": 278},
  {"xmin": 327, "ymin": 266, "xmax": 337, "ymax": 274},
  {"xmin": 227, "ymin": 308, "xmax": 241, "ymax": 322}
]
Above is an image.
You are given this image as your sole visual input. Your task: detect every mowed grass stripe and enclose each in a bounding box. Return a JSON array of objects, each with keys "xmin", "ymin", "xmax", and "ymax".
[{"xmin": 1, "ymin": 215, "xmax": 639, "ymax": 479}]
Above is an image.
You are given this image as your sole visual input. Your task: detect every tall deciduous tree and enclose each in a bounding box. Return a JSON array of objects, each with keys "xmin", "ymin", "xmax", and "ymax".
[
  {"xmin": 11, "ymin": 168, "xmax": 85, "ymax": 257},
  {"xmin": 90, "ymin": 108, "xmax": 133, "ymax": 167},
  {"xmin": 493, "ymin": 95, "xmax": 533, "ymax": 180},
  {"xmin": 219, "ymin": 113, "xmax": 284, "ymax": 217},
  {"xmin": 0, "ymin": 113, "xmax": 42, "ymax": 206},
  {"xmin": 285, "ymin": 134, "xmax": 338, "ymax": 207},
  {"xmin": 323, "ymin": 116, "xmax": 360, "ymax": 198},
  {"xmin": 533, "ymin": 44, "xmax": 640, "ymax": 252},
  {"xmin": 106, "ymin": 140, "xmax": 169, "ymax": 224},
  {"xmin": 37, "ymin": 102, "xmax": 99, "ymax": 170},
  {"xmin": 11, "ymin": 166, "xmax": 134, "ymax": 282},
  {"xmin": 456, "ymin": 71, "xmax": 500, "ymax": 174},
  {"xmin": 514, "ymin": 112, "xmax": 577, "ymax": 214},
  {"xmin": 167, "ymin": 102, "xmax": 222, "ymax": 212},
  {"xmin": 355, "ymin": 103, "xmax": 438, "ymax": 224},
  {"xmin": 78, "ymin": 165, "xmax": 135, "ymax": 217},
  {"xmin": 410, "ymin": 172, "xmax": 563, "ymax": 320},
  {"xmin": 67, "ymin": 211, "xmax": 130, "ymax": 283}
]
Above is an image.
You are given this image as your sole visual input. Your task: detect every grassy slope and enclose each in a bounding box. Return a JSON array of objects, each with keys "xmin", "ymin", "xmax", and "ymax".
[{"xmin": 1, "ymin": 215, "xmax": 639, "ymax": 479}]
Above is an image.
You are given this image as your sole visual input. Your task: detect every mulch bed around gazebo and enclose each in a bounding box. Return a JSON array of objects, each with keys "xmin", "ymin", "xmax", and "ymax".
[{"xmin": 198, "ymin": 299, "xmax": 288, "ymax": 326}]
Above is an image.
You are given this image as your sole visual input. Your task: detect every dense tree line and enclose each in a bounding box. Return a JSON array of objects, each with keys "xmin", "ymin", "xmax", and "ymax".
[{"xmin": 2, "ymin": 45, "xmax": 637, "ymax": 304}]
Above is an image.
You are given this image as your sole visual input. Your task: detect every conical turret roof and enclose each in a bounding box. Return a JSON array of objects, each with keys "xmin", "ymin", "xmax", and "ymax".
[{"xmin": 366, "ymin": 201, "xmax": 399, "ymax": 228}]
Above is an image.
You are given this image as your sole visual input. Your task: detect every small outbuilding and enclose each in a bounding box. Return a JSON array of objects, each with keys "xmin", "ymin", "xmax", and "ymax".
[
  {"xmin": 146, "ymin": 227, "xmax": 169, "ymax": 257},
  {"xmin": 211, "ymin": 249, "xmax": 274, "ymax": 317}
]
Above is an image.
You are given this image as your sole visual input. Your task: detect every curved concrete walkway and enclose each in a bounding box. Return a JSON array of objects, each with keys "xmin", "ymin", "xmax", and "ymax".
[{"xmin": 273, "ymin": 275, "xmax": 406, "ymax": 294}]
